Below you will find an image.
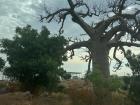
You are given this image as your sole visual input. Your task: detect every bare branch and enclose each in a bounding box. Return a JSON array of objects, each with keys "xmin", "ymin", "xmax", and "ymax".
[
  {"xmin": 58, "ymin": 12, "xmax": 70, "ymax": 34},
  {"xmin": 40, "ymin": 7, "xmax": 71, "ymax": 34},
  {"xmin": 105, "ymin": 25, "xmax": 123, "ymax": 41},
  {"xmin": 118, "ymin": 0, "xmax": 127, "ymax": 14},
  {"xmin": 119, "ymin": 46, "xmax": 126, "ymax": 56},
  {"xmin": 40, "ymin": 8, "xmax": 70, "ymax": 22},
  {"xmin": 68, "ymin": 0, "xmax": 75, "ymax": 9},
  {"xmin": 109, "ymin": 41, "xmax": 140, "ymax": 47},
  {"xmin": 94, "ymin": 7, "xmax": 140, "ymax": 38},
  {"xmin": 68, "ymin": 50, "xmax": 75, "ymax": 59},
  {"xmin": 87, "ymin": 56, "xmax": 92, "ymax": 73},
  {"xmin": 110, "ymin": 31, "xmax": 126, "ymax": 43},
  {"xmin": 65, "ymin": 40, "xmax": 90, "ymax": 51},
  {"xmin": 95, "ymin": 14, "xmax": 125, "ymax": 34},
  {"xmin": 76, "ymin": 3, "xmax": 92, "ymax": 17},
  {"xmin": 85, "ymin": 53, "xmax": 92, "ymax": 78},
  {"xmin": 113, "ymin": 46, "xmax": 122, "ymax": 70}
]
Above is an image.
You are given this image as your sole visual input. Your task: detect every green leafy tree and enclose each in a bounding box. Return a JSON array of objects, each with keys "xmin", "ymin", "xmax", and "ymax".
[
  {"xmin": 0, "ymin": 25, "xmax": 67, "ymax": 93},
  {"xmin": 125, "ymin": 50, "xmax": 140, "ymax": 104},
  {"xmin": 126, "ymin": 50, "xmax": 140, "ymax": 75},
  {"xmin": 0, "ymin": 57, "xmax": 5, "ymax": 73},
  {"xmin": 129, "ymin": 76, "xmax": 140, "ymax": 105}
]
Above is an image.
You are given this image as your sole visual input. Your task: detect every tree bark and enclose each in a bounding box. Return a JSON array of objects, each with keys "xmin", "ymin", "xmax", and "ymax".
[{"xmin": 90, "ymin": 42, "xmax": 110, "ymax": 78}]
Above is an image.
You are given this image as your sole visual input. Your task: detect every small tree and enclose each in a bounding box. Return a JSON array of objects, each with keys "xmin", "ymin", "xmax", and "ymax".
[
  {"xmin": 0, "ymin": 57, "xmax": 5, "ymax": 71},
  {"xmin": 125, "ymin": 50, "xmax": 140, "ymax": 104},
  {"xmin": 126, "ymin": 50, "xmax": 140, "ymax": 75},
  {"xmin": 0, "ymin": 25, "xmax": 67, "ymax": 93}
]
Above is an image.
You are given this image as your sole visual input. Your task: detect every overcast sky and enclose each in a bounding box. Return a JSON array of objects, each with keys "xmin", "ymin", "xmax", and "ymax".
[{"xmin": 0, "ymin": 0, "xmax": 140, "ymax": 76}]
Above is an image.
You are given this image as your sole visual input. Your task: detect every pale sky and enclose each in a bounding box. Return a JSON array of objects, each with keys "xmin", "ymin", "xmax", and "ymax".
[{"xmin": 0, "ymin": 0, "xmax": 140, "ymax": 76}]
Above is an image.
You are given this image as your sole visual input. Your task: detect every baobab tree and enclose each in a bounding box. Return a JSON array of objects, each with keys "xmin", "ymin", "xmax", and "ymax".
[{"xmin": 41, "ymin": 0, "xmax": 140, "ymax": 78}]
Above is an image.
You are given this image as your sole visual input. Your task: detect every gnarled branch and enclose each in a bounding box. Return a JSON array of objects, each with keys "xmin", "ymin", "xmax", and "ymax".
[
  {"xmin": 109, "ymin": 41, "xmax": 140, "ymax": 47},
  {"xmin": 113, "ymin": 46, "xmax": 122, "ymax": 71},
  {"xmin": 110, "ymin": 31, "xmax": 126, "ymax": 43},
  {"xmin": 66, "ymin": 40, "xmax": 90, "ymax": 51}
]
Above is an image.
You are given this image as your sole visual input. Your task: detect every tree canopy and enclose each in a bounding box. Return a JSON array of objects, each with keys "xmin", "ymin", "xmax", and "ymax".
[{"xmin": 0, "ymin": 25, "xmax": 68, "ymax": 92}]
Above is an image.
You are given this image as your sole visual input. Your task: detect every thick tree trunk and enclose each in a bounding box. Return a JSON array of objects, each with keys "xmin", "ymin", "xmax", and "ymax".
[{"xmin": 91, "ymin": 42, "xmax": 110, "ymax": 78}]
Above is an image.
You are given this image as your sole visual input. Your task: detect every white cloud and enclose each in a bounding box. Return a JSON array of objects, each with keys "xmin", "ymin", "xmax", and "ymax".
[{"xmin": 0, "ymin": 0, "xmax": 43, "ymax": 39}]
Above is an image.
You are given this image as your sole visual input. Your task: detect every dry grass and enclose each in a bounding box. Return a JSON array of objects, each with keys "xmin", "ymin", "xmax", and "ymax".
[
  {"xmin": 0, "ymin": 80, "xmax": 135, "ymax": 105},
  {"xmin": 65, "ymin": 80, "xmax": 96, "ymax": 105},
  {"xmin": 0, "ymin": 92, "xmax": 72, "ymax": 105},
  {"xmin": 33, "ymin": 93, "xmax": 72, "ymax": 105},
  {"xmin": 0, "ymin": 92, "xmax": 32, "ymax": 105},
  {"xmin": 64, "ymin": 80, "xmax": 134, "ymax": 105}
]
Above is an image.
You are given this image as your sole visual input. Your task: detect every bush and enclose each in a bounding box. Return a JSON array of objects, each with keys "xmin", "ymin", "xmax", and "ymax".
[
  {"xmin": 129, "ymin": 76, "xmax": 140, "ymax": 105},
  {"xmin": 87, "ymin": 69, "xmax": 134, "ymax": 105},
  {"xmin": 7, "ymin": 81, "xmax": 21, "ymax": 92},
  {"xmin": 122, "ymin": 76, "xmax": 131, "ymax": 90},
  {"xmin": 1, "ymin": 25, "xmax": 67, "ymax": 93},
  {"xmin": 109, "ymin": 75, "xmax": 124, "ymax": 91}
]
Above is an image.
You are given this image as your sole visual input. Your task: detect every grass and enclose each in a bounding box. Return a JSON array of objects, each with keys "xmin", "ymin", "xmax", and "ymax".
[{"xmin": 0, "ymin": 80, "xmax": 136, "ymax": 105}]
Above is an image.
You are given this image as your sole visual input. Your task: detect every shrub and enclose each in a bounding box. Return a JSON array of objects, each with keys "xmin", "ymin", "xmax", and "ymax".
[
  {"xmin": 7, "ymin": 81, "xmax": 21, "ymax": 92},
  {"xmin": 109, "ymin": 75, "xmax": 124, "ymax": 91},
  {"xmin": 122, "ymin": 76, "xmax": 131, "ymax": 90},
  {"xmin": 87, "ymin": 69, "xmax": 134, "ymax": 105},
  {"xmin": 129, "ymin": 76, "xmax": 140, "ymax": 105},
  {"xmin": 1, "ymin": 25, "xmax": 67, "ymax": 93}
]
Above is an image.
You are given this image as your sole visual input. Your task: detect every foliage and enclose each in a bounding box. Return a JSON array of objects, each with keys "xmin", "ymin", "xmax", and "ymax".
[
  {"xmin": 7, "ymin": 81, "xmax": 21, "ymax": 92},
  {"xmin": 129, "ymin": 76, "xmax": 140, "ymax": 104},
  {"xmin": 109, "ymin": 75, "xmax": 124, "ymax": 91},
  {"xmin": 125, "ymin": 50, "xmax": 140, "ymax": 104},
  {"xmin": 125, "ymin": 50, "xmax": 140, "ymax": 75},
  {"xmin": 0, "ymin": 25, "xmax": 68, "ymax": 93},
  {"xmin": 86, "ymin": 68, "xmax": 134, "ymax": 105},
  {"xmin": 122, "ymin": 76, "xmax": 131, "ymax": 90},
  {"xmin": 88, "ymin": 69, "xmax": 123, "ymax": 91},
  {"xmin": 0, "ymin": 57, "xmax": 5, "ymax": 71},
  {"xmin": 0, "ymin": 81, "xmax": 7, "ymax": 89},
  {"xmin": 88, "ymin": 69, "xmax": 112, "ymax": 104},
  {"xmin": 121, "ymin": 75, "xmax": 140, "ymax": 104}
]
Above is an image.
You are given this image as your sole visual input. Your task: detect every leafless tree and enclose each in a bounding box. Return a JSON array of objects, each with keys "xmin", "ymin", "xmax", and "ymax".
[{"xmin": 41, "ymin": 0, "xmax": 140, "ymax": 78}]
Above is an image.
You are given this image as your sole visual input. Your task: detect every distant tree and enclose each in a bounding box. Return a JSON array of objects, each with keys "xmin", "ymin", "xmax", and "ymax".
[
  {"xmin": 61, "ymin": 71, "xmax": 71, "ymax": 80},
  {"xmin": 125, "ymin": 50, "xmax": 140, "ymax": 104},
  {"xmin": 125, "ymin": 50, "xmax": 140, "ymax": 76},
  {"xmin": 129, "ymin": 76, "xmax": 140, "ymax": 104},
  {"xmin": 0, "ymin": 57, "xmax": 5, "ymax": 71},
  {"xmin": 0, "ymin": 25, "xmax": 67, "ymax": 93}
]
